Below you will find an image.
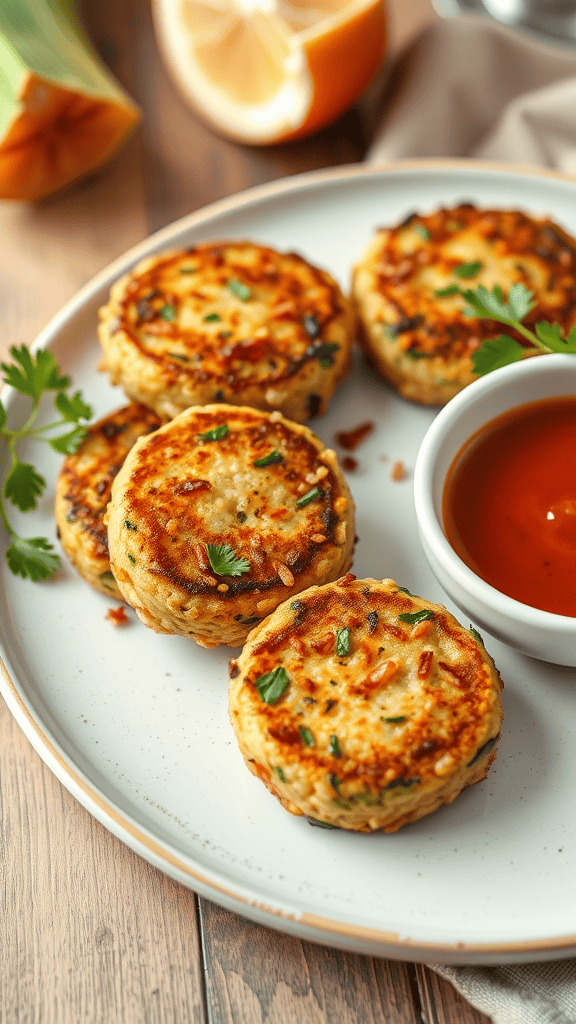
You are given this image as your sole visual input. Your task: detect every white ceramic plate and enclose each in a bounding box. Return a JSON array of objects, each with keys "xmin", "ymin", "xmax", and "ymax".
[{"xmin": 2, "ymin": 161, "xmax": 576, "ymax": 966}]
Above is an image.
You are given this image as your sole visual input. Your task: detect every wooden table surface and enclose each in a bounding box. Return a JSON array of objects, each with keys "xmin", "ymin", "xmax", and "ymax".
[{"xmin": 0, "ymin": 1, "xmax": 492, "ymax": 1021}]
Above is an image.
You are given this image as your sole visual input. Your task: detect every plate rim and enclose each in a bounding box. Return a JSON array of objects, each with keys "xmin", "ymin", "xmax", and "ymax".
[{"xmin": 3, "ymin": 157, "xmax": 576, "ymax": 964}]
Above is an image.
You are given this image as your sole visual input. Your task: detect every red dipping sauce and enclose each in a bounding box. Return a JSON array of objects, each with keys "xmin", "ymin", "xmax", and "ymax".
[{"xmin": 443, "ymin": 395, "xmax": 576, "ymax": 618}]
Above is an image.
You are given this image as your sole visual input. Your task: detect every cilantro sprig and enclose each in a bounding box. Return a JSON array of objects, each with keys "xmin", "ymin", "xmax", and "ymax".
[
  {"xmin": 436, "ymin": 279, "xmax": 576, "ymax": 375},
  {"xmin": 0, "ymin": 345, "xmax": 92, "ymax": 581}
]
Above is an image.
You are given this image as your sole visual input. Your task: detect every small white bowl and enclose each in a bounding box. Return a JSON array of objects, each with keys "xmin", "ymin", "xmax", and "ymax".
[{"xmin": 414, "ymin": 354, "xmax": 576, "ymax": 666}]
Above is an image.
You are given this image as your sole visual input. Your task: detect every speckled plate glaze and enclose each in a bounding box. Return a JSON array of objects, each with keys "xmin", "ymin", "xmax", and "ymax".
[{"xmin": 2, "ymin": 161, "xmax": 576, "ymax": 966}]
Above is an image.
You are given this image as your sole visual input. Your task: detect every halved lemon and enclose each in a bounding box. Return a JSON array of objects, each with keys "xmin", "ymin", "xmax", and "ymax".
[{"xmin": 152, "ymin": 0, "xmax": 387, "ymax": 145}]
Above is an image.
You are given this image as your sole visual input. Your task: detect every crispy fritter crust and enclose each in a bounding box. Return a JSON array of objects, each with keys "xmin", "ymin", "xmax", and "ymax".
[
  {"xmin": 55, "ymin": 403, "xmax": 162, "ymax": 598},
  {"xmin": 351, "ymin": 205, "xmax": 576, "ymax": 405},
  {"xmin": 229, "ymin": 575, "xmax": 503, "ymax": 832},
  {"xmin": 98, "ymin": 241, "xmax": 354, "ymax": 422},
  {"xmin": 106, "ymin": 404, "xmax": 355, "ymax": 646}
]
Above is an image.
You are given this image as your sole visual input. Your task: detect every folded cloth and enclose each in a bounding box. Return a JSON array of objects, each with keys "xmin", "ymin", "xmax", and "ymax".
[
  {"xmin": 367, "ymin": 14, "xmax": 576, "ymax": 1022},
  {"xmin": 367, "ymin": 14, "xmax": 576, "ymax": 171}
]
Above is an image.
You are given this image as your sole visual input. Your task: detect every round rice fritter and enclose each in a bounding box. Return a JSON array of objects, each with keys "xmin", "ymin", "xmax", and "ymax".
[
  {"xmin": 105, "ymin": 404, "xmax": 355, "ymax": 647},
  {"xmin": 351, "ymin": 204, "xmax": 576, "ymax": 406},
  {"xmin": 229, "ymin": 575, "xmax": 503, "ymax": 832},
  {"xmin": 55, "ymin": 403, "xmax": 162, "ymax": 598},
  {"xmin": 98, "ymin": 241, "xmax": 354, "ymax": 422}
]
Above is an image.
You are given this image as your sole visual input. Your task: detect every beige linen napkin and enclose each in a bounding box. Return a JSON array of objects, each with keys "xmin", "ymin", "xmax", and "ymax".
[
  {"xmin": 367, "ymin": 13, "xmax": 576, "ymax": 1023},
  {"xmin": 368, "ymin": 14, "xmax": 576, "ymax": 170}
]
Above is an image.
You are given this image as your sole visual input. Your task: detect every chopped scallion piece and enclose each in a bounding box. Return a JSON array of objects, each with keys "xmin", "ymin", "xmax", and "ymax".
[
  {"xmin": 296, "ymin": 486, "xmax": 323, "ymax": 508},
  {"xmin": 299, "ymin": 725, "xmax": 315, "ymax": 747},
  {"xmin": 159, "ymin": 304, "xmax": 176, "ymax": 320},
  {"xmin": 398, "ymin": 609, "xmax": 434, "ymax": 626},
  {"xmin": 253, "ymin": 450, "xmax": 283, "ymax": 468},
  {"xmin": 336, "ymin": 627, "xmax": 350, "ymax": 656},
  {"xmin": 434, "ymin": 284, "xmax": 460, "ymax": 297},
  {"xmin": 329, "ymin": 734, "xmax": 341, "ymax": 758},
  {"xmin": 227, "ymin": 278, "xmax": 252, "ymax": 301},
  {"xmin": 203, "ymin": 312, "xmax": 222, "ymax": 322},
  {"xmin": 197, "ymin": 424, "xmax": 229, "ymax": 442},
  {"xmin": 454, "ymin": 261, "xmax": 482, "ymax": 279}
]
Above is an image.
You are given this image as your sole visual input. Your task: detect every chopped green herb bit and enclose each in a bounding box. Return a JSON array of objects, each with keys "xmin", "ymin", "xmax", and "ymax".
[
  {"xmin": 276, "ymin": 766, "xmax": 287, "ymax": 783},
  {"xmin": 299, "ymin": 725, "xmax": 315, "ymax": 747},
  {"xmin": 179, "ymin": 267, "xmax": 196, "ymax": 274},
  {"xmin": 434, "ymin": 284, "xmax": 460, "ymax": 297},
  {"xmin": 385, "ymin": 776, "xmax": 420, "ymax": 790},
  {"xmin": 124, "ymin": 520, "xmax": 137, "ymax": 531},
  {"xmin": 168, "ymin": 352, "xmax": 189, "ymax": 361},
  {"xmin": 255, "ymin": 666, "xmax": 290, "ymax": 704},
  {"xmin": 454, "ymin": 261, "xmax": 482, "ymax": 279},
  {"xmin": 467, "ymin": 735, "xmax": 498, "ymax": 768},
  {"xmin": 236, "ymin": 511, "xmax": 247, "ymax": 523},
  {"xmin": 203, "ymin": 312, "xmax": 222, "ymax": 322},
  {"xmin": 206, "ymin": 543, "xmax": 250, "ymax": 577},
  {"xmin": 227, "ymin": 278, "xmax": 252, "ymax": 301},
  {"xmin": 398, "ymin": 609, "xmax": 435, "ymax": 626},
  {"xmin": 336, "ymin": 627, "xmax": 350, "ymax": 656},
  {"xmin": 397, "ymin": 586, "xmax": 412, "ymax": 595},
  {"xmin": 159, "ymin": 304, "xmax": 176, "ymax": 320},
  {"xmin": 405, "ymin": 349, "xmax": 428, "ymax": 360},
  {"xmin": 99, "ymin": 571, "xmax": 115, "ymax": 582},
  {"xmin": 469, "ymin": 626, "xmax": 485, "ymax": 646},
  {"xmin": 197, "ymin": 423, "xmax": 229, "ymax": 442},
  {"xmin": 413, "ymin": 223, "xmax": 430, "ymax": 240},
  {"xmin": 310, "ymin": 342, "xmax": 339, "ymax": 366},
  {"xmin": 253, "ymin": 450, "xmax": 284, "ymax": 468},
  {"xmin": 329, "ymin": 773, "xmax": 340, "ymax": 790},
  {"xmin": 296, "ymin": 486, "xmax": 323, "ymax": 508},
  {"xmin": 307, "ymin": 818, "xmax": 337, "ymax": 829},
  {"xmin": 382, "ymin": 715, "xmax": 407, "ymax": 724},
  {"xmin": 329, "ymin": 734, "xmax": 341, "ymax": 758},
  {"xmin": 127, "ymin": 553, "xmax": 135, "ymax": 564}
]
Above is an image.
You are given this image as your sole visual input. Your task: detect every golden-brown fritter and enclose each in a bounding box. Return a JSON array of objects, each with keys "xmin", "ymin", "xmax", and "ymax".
[
  {"xmin": 98, "ymin": 241, "xmax": 354, "ymax": 422},
  {"xmin": 352, "ymin": 204, "xmax": 576, "ymax": 405},
  {"xmin": 229, "ymin": 575, "xmax": 503, "ymax": 832},
  {"xmin": 55, "ymin": 403, "xmax": 162, "ymax": 597},
  {"xmin": 105, "ymin": 404, "xmax": 355, "ymax": 646}
]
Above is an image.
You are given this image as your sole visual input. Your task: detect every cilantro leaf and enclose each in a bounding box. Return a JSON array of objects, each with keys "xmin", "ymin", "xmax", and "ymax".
[
  {"xmin": 49, "ymin": 425, "xmax": 88, "ymax": 455},
  {"xmin": 6, "ymin": 536, "xmax": 60, "ymax": 581},
  {"xmin": 4, "ymin": 460, "xmax": 45, "ymax": 511},
  {"xmin": 55, "ymin": 389, "xmax": 92, "ymax": 423},
  {"xmin": 1, "ymin": 345, "xmax": 70, "ymax": 400},
  {"xmin": 472, "ymin": 335, "xmax": 526, "ymax": 375},
  {"xmin": 206, "ymin": 543, "xmax": 250, "ymax": 576}
]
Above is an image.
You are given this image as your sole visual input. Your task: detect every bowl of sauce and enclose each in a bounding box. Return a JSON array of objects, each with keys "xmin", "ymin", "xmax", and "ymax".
[{"xmin": 414, "ymin": 354, "xmax": 576, "ymax": 665}]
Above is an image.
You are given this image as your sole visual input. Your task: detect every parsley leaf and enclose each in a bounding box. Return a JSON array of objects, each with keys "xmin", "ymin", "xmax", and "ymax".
[
  {"xmin": 5, "ymin": 461, "xmax": 45, "ymax": 512},
  {"xmin": 454, "ymin": 261, "xmax": 482, "ymax": 279},
  {"xmin": 6, "ymin": 536, "xmax": 60, "ymax": 582},
  {"xmin": 55, "ymin": 390, "xmax": 92, "ymax": 423},
  {"xmin": 1, "ymin": 345, "xmax": 70, "ymax": 399},
  {"xmin": 471, "ymin": 335, "xmax": 525, "ymax": 375},
  {"xmin": 0, "ymin": 344, "xmax": 91, "ymax": 581},
  {"xmin": 206, "ymin": 543, "xmax": 250, "ymax": 576},
  {"xmin": 255, "ymin": 666, "xmax": 290, "ymax": 703},
  {"xmin": 49, "ymin": 425, "xmax": 88, "ymax": 455},
  {"xmin": 535, "ymin": 322, "xmax": 576, "ymax": 354}
]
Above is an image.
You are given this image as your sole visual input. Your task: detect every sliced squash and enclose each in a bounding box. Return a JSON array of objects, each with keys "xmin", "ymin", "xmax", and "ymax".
[{"xmin": 0, "ymin": 0, "xmax": 140, "ymax": 201}]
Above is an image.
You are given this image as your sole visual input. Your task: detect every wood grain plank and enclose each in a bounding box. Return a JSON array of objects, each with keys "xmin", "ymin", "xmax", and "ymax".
[
  {"xmin": 417, "ymin": 965, "xmax": 492, "ymax": 1024},
  {"xmin": 0, "ymin": 696, "xmax": 207, "ymax": 1024},
  {"xmin": 198, "ymin": 900, "xmax": 421, "ymax": 1024}
]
